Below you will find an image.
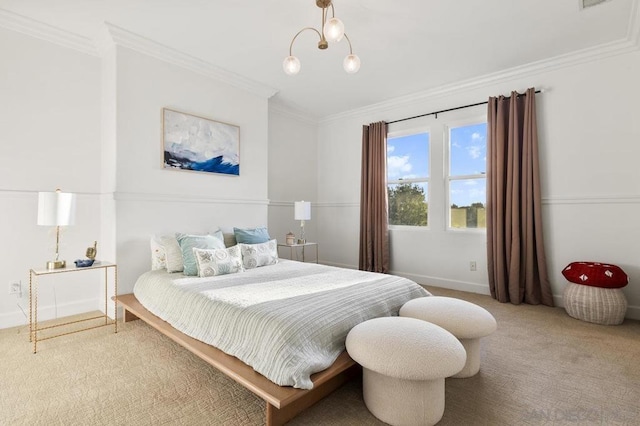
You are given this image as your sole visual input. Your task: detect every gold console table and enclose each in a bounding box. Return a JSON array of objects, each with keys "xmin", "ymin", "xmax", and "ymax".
[{"xmin": 29, "ymin": 262, "xmax": 118, "ymax": 353}]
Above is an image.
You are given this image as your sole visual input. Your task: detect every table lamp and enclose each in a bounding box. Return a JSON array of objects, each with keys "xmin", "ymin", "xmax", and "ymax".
[
  {"xmin": 294, "ymin": 201, "xmax": 311, "ymax": 244},
  {"xmin": 38, "ymin": 189, "xmax": 76, "ymax": 269}
]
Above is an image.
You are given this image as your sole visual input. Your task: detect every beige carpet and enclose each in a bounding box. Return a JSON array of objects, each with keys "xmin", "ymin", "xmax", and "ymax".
[{"xmin": 1, "ymin": 287, "xmax": 639, "ymax": 425}]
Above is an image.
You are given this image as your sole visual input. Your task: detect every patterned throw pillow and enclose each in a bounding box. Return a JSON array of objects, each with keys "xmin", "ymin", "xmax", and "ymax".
[
  {"xmin": 193, "ymin": 246, "xmax": 243, "ymax": 277},
  {"xmin": 177, "ymin": 233, "xmax": 226, "ymax": 276},
  {"xmin": 240, "ymin": 239, "xmax": 278, "ymax": 270},
  {"xmin": 562, "ymin": 262, "xmax": 628, "ymax": 288}
]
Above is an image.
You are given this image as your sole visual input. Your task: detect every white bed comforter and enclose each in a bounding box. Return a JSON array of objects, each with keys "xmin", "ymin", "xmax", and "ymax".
[{"xmin": 133, "ymin": 260, "xmax": 429, "ymax": 389}]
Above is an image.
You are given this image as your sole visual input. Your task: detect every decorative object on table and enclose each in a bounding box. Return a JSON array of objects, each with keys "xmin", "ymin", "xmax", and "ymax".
[
  {"xmin": 162, "ymin": 108, "xmax": 240, "ymax": 176},
  {"xmin": 74, "ymin": 259, "xmax": 95, "ymax": 268},
  {"xmin": 283, "ymin": 0, "xmax": 360, "ymax": 75},
  {"xmin": 86, "ymin": 241, "xmax": 97, "ymax": 260},
  {"xmin": 37, "ymin": 189, "xmax": 76, "ymax": 270},
  {"xmin": 285, "ymin": 232, "xmax": 296, "ymax": 246},
  {"xmin": 294, "ymin": 201, "xmax": 311, "ymax": 244},
  {"xmin": 562, "ymin": 261, "xmax": 629, "ymax": 325}
]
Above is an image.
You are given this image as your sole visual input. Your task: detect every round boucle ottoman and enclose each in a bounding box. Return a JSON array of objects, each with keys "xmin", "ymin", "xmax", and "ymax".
[
  {"xmin": 346, "ymin": 317, "xmax": 466, "ymax": 426},
  {"xmin": 563, "ymin": 282, "xmax": 627, "ymax": 325},
  {"xmin": 400, "ymin": 296, "xmax": 497, "ymax": 378}
]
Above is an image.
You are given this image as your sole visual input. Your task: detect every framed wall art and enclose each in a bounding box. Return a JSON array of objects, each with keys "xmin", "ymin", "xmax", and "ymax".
[{"xmin": 162, "ymin": 108, "xmax": 240, "ymax": 176}]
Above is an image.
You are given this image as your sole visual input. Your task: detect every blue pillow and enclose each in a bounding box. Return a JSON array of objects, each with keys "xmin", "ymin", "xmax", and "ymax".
[
  {"xmin": 233, "ymin": 227, "xmax": 271, "ymax": 244},
  {"xmin": 176, "ymin": 233, "xmax": 225, "ymax": 276}
]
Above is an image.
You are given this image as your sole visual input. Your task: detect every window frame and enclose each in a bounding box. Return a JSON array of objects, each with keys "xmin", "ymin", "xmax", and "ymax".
[
  {"xmin": 444, "ymin": 117, "xmax": 488, "ymax": 233},
  {"xmin": 386, "ymin": 127, "xmax": 431, "ymax": 230}
]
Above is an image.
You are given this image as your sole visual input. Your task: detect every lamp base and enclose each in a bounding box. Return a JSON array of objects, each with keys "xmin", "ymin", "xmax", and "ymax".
[{"xmin": 46, "ymin": 260, "xmax": 66, "ymax": 270}]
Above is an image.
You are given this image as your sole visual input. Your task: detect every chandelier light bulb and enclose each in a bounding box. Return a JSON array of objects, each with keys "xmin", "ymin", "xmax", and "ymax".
[
  {"xmin": 323, "ymin": 17, "xmax": 345, "ymax": 42},
  {"xmin": 343, "ymin": 54, "xmax": 361, "ymax": 74},
  {"xmin": 283, "ymin": 55, "xmax": 301, "ymax": 75}
]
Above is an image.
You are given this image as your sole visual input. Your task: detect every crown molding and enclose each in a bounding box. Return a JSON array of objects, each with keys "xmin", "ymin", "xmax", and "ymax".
[
  {"xmin": 320, "ymin": 21, "xmax": 640, "ymax": 124},
  {"xmin": 102, "ymin": 23, "xmax": 278, "ymax": 100},
  {"xmin": 0, "ymin": 8, "xmax": 98, "ymax": 56},
  {"xmin": 269, "ymin": 100, "xmax": 319, "ymax": 126},
  {"xmin": 0, "ymin": 11, "xmax": 278, "ymax": 100}
]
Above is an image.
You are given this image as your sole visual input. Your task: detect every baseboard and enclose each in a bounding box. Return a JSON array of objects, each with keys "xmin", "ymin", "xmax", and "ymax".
[
  {"xmin": 626, "ymin": 305, "xmax": 640, "ymax": 321},
  {"xmin": 320, "ymin": 261, "xmax": 640, "ymax": 321},
  {"xmin": 0, "ymin": 297, "xmax": 102, "ymax": 330},
  {"xmin": 392, "ymin": 270, "xmax": 492, "ymax": 296},
  {"xmin": 321, "ymin": 260, "xmax": 358, "ymax": 270},
  {"xmin": 321, "ymin": 261, "xmax": 491, "ymax": 296}
]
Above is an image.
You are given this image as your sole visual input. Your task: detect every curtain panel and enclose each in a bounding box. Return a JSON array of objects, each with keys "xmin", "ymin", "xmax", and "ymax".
[
  {"xmin": 486, "ymin": 88, "xmax": 554, "ymax": 306},
  {"xmin": 359, "ymin": 121, "xmax": 390, "ymax": 273}
]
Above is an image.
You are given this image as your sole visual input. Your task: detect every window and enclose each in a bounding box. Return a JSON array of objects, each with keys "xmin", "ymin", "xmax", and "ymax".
[
  {"xmin": 386, "ymin": 132, "xmax": 429, "ymax": 227},
  {"xmin": 447, "ymin": 122, "xmax": 487, "ymax": 229}
]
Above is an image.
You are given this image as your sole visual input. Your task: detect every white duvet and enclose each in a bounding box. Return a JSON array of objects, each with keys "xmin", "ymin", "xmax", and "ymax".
[{"xmin": 133, "ymin": 260, "xmax": 429, "ymax": 389}]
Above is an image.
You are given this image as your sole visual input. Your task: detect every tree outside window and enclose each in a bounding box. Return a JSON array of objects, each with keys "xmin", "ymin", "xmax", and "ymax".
[
  {"xmin": 386, "ymin": 132, "xmax": 429, "ymax": 227},
  {"xmin": 448, "ymin": 123, "xmax": 487, "ymax": 229}
]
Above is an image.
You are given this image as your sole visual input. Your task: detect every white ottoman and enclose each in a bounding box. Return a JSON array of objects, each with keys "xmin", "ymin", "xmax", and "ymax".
[
  {"xmin": 400, "ymin": 296, "xmax": 497, "ymax": 378},
  {"xmin": 346, "ymin": 317, "xmax": 466, "ymax": 426}
]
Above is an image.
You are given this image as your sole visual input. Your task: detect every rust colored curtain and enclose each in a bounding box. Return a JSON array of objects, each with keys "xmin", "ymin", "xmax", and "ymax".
[
  {"xmin": 359, "ymin": 121, "xmax": 390, "ymax": 273},
  {"xmin": 487, "ymin": 88, "xmax": 554, "ymax": 306}
]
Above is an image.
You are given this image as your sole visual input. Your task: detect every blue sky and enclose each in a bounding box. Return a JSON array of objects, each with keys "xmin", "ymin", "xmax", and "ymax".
[
  {"xmin": 386, "ymin": 133, "xmax": 429, "ymax": 180},
  {"xmin": 387, "ymin": 123, "xmax": 487, "ymax": 207}
]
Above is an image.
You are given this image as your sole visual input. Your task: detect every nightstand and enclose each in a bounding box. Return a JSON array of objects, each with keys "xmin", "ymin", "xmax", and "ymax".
[
  {"xmin": 277, "ymin": 242, "xmax": 319, "ymax": 263},
  {"xmin": 29, "ymin": 262, "xmax": 118, "ymax": 353}
]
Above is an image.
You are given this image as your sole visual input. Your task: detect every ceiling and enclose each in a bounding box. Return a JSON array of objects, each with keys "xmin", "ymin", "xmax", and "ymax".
[{"xmin": 0, "ymin": 0, "xmax": 636, "ymax": 119}]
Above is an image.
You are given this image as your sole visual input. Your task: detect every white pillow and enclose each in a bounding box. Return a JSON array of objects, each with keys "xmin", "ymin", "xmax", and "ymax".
[
  {"xmin": 240, "ymin": 239, "xmax": 278, "ymax": 270},
  {"xmin": 150, "ymin": 236, "xmax": 166, "ymax": 270},
  {"xmin": 193, "ymin": 245, "xmax": 243, "ymax": 277},
  {"xmin": 160, "ymin": 235, "xmax": 184, "ymax": 273}
]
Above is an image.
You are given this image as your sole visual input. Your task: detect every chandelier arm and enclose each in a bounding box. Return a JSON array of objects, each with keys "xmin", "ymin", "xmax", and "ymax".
[
  {"xmin": 321, "ymin": 6, "xmax": 326, "ymax": 32},
  {"xmin": 289, "ymin": 27, "xmax": 323, "ymax": 56},
  {"xmin": 329, "ymin": 3, "xmax": 335, "ymax": 18},
  {"xmin": 344, "ymin": 33, "xmax": 354, "ymax": 54}
]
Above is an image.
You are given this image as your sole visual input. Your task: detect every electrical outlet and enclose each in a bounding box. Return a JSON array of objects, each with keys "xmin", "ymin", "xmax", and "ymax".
[
  {"xmin": 9, "ymin": 281, "xmax": 21, "ymax": 296},
  {"xmin": 470, "ymin": 261, "xmax": 477, "ymax": 272}
]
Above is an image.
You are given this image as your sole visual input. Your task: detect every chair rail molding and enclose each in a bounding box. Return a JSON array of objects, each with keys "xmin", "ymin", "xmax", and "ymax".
[{"xmin": 115, "ymin": 191, "xmax": 269, "ymax": 206}]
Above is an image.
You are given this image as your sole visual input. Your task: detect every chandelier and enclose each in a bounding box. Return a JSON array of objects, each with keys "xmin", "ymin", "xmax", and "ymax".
[{"xmin": 283, "ymin": 0, "xmax": 361, "ymax": 75}]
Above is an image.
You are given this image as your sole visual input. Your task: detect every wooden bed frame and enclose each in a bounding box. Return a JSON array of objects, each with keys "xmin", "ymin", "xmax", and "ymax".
[{"xmin": 115, "ymin": 294, "xmax": 360, "ymax": 425}]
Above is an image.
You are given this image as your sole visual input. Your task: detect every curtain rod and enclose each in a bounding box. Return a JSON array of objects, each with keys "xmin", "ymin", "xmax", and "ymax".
[{"xmin": 388, "ymin": 89, "xmax": 543, "ymax": 124}]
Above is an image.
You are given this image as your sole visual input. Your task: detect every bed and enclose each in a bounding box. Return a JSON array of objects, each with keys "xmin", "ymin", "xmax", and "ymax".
[{"xmin": 117, "ymin": 259, "xmax": 429, "ymax": 424}]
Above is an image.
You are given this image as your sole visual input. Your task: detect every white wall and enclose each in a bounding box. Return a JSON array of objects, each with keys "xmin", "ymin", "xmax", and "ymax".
[
  {"xmin": 0, "ymin": 28, "xmax": 103, "ymax": 328},
  {"xmin": 0, "ymin": 25, "xmax": 272, "ymax": 329},
  {"xmin": 111, "ymin": 45, "xmax": 270, "ymax": 297},
  {"xmin": 267, "ymin": 106, "xmax": 318, "ymax": 254},
  {"xmin": 316, "ymin": 50, "xmax": 640, "ymax": 319},
  {"xmin": 2, "ymin": 19, "xmax": 638, "ymax": 329}
]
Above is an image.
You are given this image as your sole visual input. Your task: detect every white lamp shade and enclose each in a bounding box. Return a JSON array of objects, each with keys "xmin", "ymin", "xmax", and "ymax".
[
  {"xmin": 294, "ymin": 201, "xmax": 311, "ymax": 221},
  {"xmin": 37, "ymin": 191, "xmax": 76, "ymax": 226},
  {"xmin": 343, "ymin": 54, "xmax": 361, "ymax": 74},
  {"xmin": 323, "ymin": 17, "xmax": 345, "ymax": 42},
  {"xmin": 283, "ymin": 55, "xmax": 301, "ymax": 75}
]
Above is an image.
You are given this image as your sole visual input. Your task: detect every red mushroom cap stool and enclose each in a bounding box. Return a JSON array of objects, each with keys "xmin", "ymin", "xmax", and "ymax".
[{"xmin": 562, "ymin": 262, "xmax": 628, "ymax": 325}]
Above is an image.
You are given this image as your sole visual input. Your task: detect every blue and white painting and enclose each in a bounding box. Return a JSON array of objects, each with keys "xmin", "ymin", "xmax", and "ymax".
[{"xmin": 163, "ymin": 108, "xmax": 240, "ymax": 176}]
